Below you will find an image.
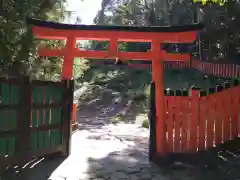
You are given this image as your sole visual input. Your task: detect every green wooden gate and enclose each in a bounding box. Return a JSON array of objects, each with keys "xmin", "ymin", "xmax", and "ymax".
[{"xmin": 0, "ymin": 76, "xmax": 74, "ymax": 170}]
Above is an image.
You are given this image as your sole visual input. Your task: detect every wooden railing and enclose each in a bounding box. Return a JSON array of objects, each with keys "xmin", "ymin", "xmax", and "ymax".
[
  {"xmin": 164, "ymin": 80, "xmax": 240, "ymax": 153},
  {"xmin": 129, "ymin": 59, "xmax": 240, "ymax": 78}
]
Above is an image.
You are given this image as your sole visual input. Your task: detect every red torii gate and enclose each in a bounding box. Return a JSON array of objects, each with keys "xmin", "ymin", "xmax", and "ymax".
[{"xmin": 27, "ymin": 18, "xmax": 203, "ymax": 156}]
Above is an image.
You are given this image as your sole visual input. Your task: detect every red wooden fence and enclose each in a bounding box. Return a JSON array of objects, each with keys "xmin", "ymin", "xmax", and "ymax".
[
  {"xmin": 192, "ymin": 60, "xmax": 240, "ymax": 78},
  {"xmin": 129, "ymin": 59, "xmax": 240, "ymax": 78},
  {"xmin": 164, "ymin": 83, "xmax": 240, "ymax": 153}
]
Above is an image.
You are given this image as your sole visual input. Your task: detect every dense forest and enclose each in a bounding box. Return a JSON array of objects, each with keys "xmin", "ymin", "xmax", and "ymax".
[
  {"xmin": 92, "ymin": 0, "xmax": 240, "ymax": 63},
  {"xmin": 0, "ymin": 0, "xmax": 240, "ymax": 83},
  {"xmin": 0, "ymin": 0, "xmax": 88, "ymax": 80}
]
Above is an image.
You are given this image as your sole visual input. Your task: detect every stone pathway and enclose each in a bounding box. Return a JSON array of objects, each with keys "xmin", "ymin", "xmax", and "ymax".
[{"xmin": 48, "ymin": 123, "xmax": 168, "ymax": 180}]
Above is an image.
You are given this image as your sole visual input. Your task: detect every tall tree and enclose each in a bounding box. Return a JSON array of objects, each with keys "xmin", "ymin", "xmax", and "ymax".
[{"xmin": 0, "ymin": 0, "xmax": 70, "ymax": 77}]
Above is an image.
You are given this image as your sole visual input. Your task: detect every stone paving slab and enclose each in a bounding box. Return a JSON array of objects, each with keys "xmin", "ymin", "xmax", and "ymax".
[{"xmin": 48, "ymin": 123, "xmax": 168, "ymax": 180}]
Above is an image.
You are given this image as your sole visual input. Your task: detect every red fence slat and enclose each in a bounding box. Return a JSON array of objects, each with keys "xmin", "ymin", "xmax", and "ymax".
[
  {"xmin": 206, "ymin": 94, "xmax": 214, "ymax": 149},
  {"xmin": 199, "ymin": 96, "xmax": 206, "ymax": 150},
  {"xmin": 189, "ymin": 90, "xmax": 199, "ymax": 152},
  {"xmin": 222, "ymin": 90, "xmax": 231, "ymax": 142},
  {"xmin": 160, "ymin": 83, "xmax": 239, "ymax": 156},
  {"xmin": 174, "ymin": 96, "xmax": 181, "ymax": 152},
  {"xmin": 232, "ymin": 86, "xmax": 240, "ymax": 138},
  {"xmin": 181, "ymin": 96, "xmax": 189, "ymax": 152},
  {"xmin": 166, "ymin": 96, "xmax": 174, "ymax": 152},
  {"xmin": 214, "ymin": 91, "xmax": 224, "ymax": 145}
]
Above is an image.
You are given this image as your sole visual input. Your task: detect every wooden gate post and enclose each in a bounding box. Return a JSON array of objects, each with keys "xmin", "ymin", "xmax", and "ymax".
[
  {"xmin": 62, "ymin": 79, "xmax": 74, "ymax": 156},
  {"xmin": 149, "ymin": 82, "xmax": 157, "ymax": 161},
  {"xmin": 16, "ymin": 76, "xmax": 31, "ymax": 163}
]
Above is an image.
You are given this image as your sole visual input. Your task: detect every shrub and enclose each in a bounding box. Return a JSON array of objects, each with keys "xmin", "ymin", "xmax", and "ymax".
[{"xmin": 142, "ymin": 119, "xmax": 149, "ymax": 129}]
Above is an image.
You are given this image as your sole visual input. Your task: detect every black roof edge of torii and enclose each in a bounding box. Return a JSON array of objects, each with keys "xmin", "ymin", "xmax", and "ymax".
[{"xmin": 26, "ymin": 18, "xmax": 204, "ymax": 33}]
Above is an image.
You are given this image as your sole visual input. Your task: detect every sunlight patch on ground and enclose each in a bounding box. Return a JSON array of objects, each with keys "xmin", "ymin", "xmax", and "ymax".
[
  {"xmin": 48, "ymin": 129, "xmax": 132, "ymax": 179},
  {"xmin": 135, "ymin": 113, "xmax": 148, "ymax": 125}
]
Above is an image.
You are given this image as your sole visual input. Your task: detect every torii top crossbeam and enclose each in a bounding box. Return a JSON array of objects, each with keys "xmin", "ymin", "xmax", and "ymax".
[
  {"xmin": 27, "ymin": 18, "xmax": 203, "ymax": 79},
  {"xmin": 27, "ymin": 18, "xmax": 203, "ymax": 156}
]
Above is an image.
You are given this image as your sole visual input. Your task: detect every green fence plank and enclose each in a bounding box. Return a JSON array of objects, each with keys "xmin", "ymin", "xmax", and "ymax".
[
  {"xmin": 32, "ymin": 87, "xmax": 39, "ymax": 128},
  {"xmin": 56, "ymin": 88, "xmax": 63, "ymax": 103},
  {"xmin": 55, "ymin": 130, "xmax": 61, "ymax": 146},
  {"xmin": 56, "ymin": 108, "xmax": 62, "ymax": 124},
  {"xmin": 51, "ymin": 87, "xmax": 56, "ymax": 103},
  {"xmin": 45, "ymin": 108, "xmax": 51, "ymax": 124},
  {"xmin": 2, "ymin": 83, "xmax": 9, "ymax": 104},
  {"xmin": 31, "ymin": 110, "xmax": 38, "ymax": 127},
  {"xmin": 9, "ymin": 110, "xmax": 16, "ymax": 130},
  {"xmin": 45, "ymin": 131, "xmax": 51, "ymax": 148},
  {"xmin": 50, "ymin": 130, "xmax": 56, "ymax": 147},
  {"xmin": 38, "ymin": 87, "xmax": 45, "ymax": 126},
  {"xmin": 44, "ymin": 87, "xmax": 52, "ymax": 148},
  {"xmin": 57, "ymin": 87, "xmax": 63, "ymax": 145},
  {"xmin": 45, "ymin": 87, "xmax": 51, "ymax": 125},
  {"xmin": 0, "ymin": 138, "xmax": 6, "ymax": 157},
  {"xmin": 7, "ymin": 136, "xmax": 15, "ymax": 156},
  {"xmin": 51, "ymin": 108, "xmax": 56, "ymax": 125},
  {"xmin": 0, "ymin": 110, "xmax": 7, "ymax": 130},
  {"xmin": 31, "ymin": 87, "xmax": 39, "ymax": 150},
  {"xmin": 10, "ymin": 84, "xmax": 19, "ymax": 104},
  {"xmin": 1, "ymin": 84, "xmax": 9, "ymax": 132},
  {"xmin": 33, "ymin": 87, "xmax": 39, "ymax": 104}
]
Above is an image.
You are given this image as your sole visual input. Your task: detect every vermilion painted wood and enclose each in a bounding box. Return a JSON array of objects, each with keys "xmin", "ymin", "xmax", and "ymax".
[
  {"xmin": 164, "ymin": 96, "xmax": 169, "ymax": 152},
  {"xmin": 226, "ymin": 88, "xmax": 232, "ymax": 140},
  {"xmin": 62, "ymin": 36, "xmax": 76, "ymax": 80},
  {"xmin": 181, "ymin": 96, "xmax": 189, "ymax": 151},
  {"xmin": 30, "ymin": 21, "xmax": 202, "ymax": 156},
  {"xmin": 206, "ymin": 95, "xmax": 214, "ymax": 149},
  {"xmin": 232, "ymin": 86, "xmax": 239, "ymax": 138},
  {"xmin": 214, "ymin": 91, "xmax": 223, "ymax": 145},
  {"xmin": 223, "ymin": 90, "xmax": 231, "ymax": 141},
  {"xmin": 166, "ymin": 96, "xmax": 174, "ymax": 152},
  {"xmin": 189, "ymin": 90, "xmax": 199, "ymax": 152},
  {"xmin": 109, "ymin": 39, "xmax": 118, "ymax": 56},
  {"xmin": 174, "ymin": 96, "xmax": 181, "ymax": 152},
  {"xmin": 32, "ymin": 26, "xmax": 198, "ymax": 43},
  {"xmin": 37, "ymin": 48, "xmax": 190, "ymax": 61},
  {"xmin": 151, "ymin": 40, "xmax": 167, "ymax": 155},
  {"xmin": 198, "ymin": 96, "xmax": 206, "ymax": 150}
]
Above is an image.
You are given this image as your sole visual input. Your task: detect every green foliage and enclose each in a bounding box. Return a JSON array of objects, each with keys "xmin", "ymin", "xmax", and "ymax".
[
  {"xmin": 193, "ymin": 0, "xmax": 227, "ymax": 5},
  {"xmin": 93, "ymin": 0, "xmax": 240, "ymax": 63},
  {"xmin": 0, "ymin": 0, "xmax": 69, "ymax": 76},
  {"xmin": 73, "ymin": 58, "xmax": 90, "ymax": 78},
  {"xmin": 142, "ymin": 119, "xmax": 149, "ymax": 129},
  {"xmin": 0, "ymin": 0, "xmax": 89, "ymax": 82}
]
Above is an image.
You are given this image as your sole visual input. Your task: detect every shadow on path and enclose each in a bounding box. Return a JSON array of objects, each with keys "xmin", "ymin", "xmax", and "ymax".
[
  {"xmin": 0, "ymin": 155, "xmax": 66, "ymax": 180},
  {"xmin": 85, "ymin": 138, "xmax": 240, "ymax": 180}
]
